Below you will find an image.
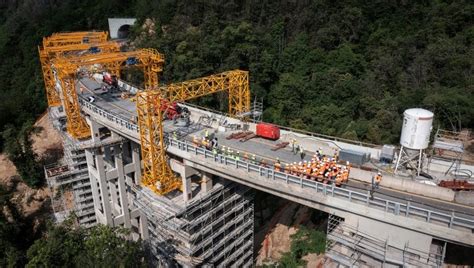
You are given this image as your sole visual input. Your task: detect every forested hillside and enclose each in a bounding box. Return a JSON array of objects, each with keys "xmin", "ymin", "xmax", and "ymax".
[
  {"xmin": 1, "ymin": 0, "xmax": 472, "ymax": 149},
  {"xmin": 0, "ymin": 0, "xmax": 472, "ymax": 265},
  {"xmin": 131, "ymin": 0, "xmax": 473, "ymax": 144}
]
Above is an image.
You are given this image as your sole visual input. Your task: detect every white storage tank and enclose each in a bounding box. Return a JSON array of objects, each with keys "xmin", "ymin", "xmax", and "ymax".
[{"xmin": 400, "ymin": 108, "xmax": 434, "ymax": 150}]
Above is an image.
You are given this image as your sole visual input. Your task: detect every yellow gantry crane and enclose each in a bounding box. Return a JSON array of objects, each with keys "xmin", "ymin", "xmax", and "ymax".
[
  {"xmin": 39, "ymin": 31, "xmax": 112, "ymax": 106},
  {"xmin": 52, "ymin": 49, "xmax": 165, "ymax": 139},
  {"xmin": 136, "ymin": 70, "xmax": 250, "ymax": 195}
]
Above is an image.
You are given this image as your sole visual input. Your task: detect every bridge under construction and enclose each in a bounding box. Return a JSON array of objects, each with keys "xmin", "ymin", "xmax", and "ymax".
[{"xmin": 41, "ymin": 31, "xmax": 474, "ymax": 267}]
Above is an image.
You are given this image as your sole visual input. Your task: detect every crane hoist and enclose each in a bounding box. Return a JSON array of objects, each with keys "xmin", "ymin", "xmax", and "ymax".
[
  {"xmin": 136, "ymin": 70, "xmax": 250, "ymax": 195},
  {"xmin": 39, "ymin": 31, "xmax": 113, "ymax": 106},
  {"xmin": 52, "ymin": 49, "xmax": 165, "ymax": 139}
]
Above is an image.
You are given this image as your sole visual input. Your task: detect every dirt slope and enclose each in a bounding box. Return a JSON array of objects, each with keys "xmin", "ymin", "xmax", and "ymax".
[{"xmin": 0, "ymin": 113, "xmax": 62, "ymax": 220}]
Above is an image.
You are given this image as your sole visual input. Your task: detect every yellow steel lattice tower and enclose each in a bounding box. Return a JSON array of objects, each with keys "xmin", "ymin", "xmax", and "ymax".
[
  {"xmin": 52, "ymin": 49, "xmax": 165, "ymax": 139},
  {"xmin": 39, "ymin": 31, "xmax": 111, "ymax": 106},
  {"xmin": 136, "ymin": 70, "xmax": 250, "ymax": 195}
]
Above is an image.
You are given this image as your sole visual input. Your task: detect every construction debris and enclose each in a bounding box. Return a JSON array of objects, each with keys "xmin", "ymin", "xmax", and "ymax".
[
  {"xmin": 438, "ymin": 180, "xmax": 474, "ymax": 191},
  {"xmin": 226, "ymin": 131, "xmax": 252, "ymax": 140},
  {"xmin": 271, "ymin": 142, "xmax": 289, "ymax": 151},
  {"xmin": 240, "ymin": 133, "xmax": 257, "ymax": 142}
]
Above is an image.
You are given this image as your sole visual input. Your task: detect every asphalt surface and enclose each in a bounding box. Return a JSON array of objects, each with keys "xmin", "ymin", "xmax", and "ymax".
[{"xmin": 78, "ymin": 77, "xmax": 474, "ymax": 222}]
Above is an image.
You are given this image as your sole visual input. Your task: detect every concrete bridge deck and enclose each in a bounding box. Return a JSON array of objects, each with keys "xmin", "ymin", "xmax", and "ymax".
[{"xmin": 73, "ymin": 76, "xmax": 474, "ymax": 247}]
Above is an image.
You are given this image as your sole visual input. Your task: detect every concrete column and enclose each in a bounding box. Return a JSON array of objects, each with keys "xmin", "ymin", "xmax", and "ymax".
[
  {"xmin": 94, "ymin": 149, "xmax": 113, "ymax": 225},
  {"xmin": 85, "ymin": 149, "xmax": 103, "ymax": 220},
  {"xmin": 115, "ymin": 144, "xmax": 131, "ymax": 228},
  {"xmin": 201, "ymin": 172, "xmax": 213, "ymax": 193},
  {"xmin": 131, "ymin": 142, "xmax": 141, "ymax": 185},
  {"xmin": 139, "ymin": 212, "xmax": 149, "ymax": 239},
  {"xmin": 171, "ymin": 159, "xmax": 199, "ymax": 202},
  {"xmin": 182, "ymin": 177, "xmax": 192, "ymax": 202},
  {"xmin": 86, "ymin": 118, "xmax": 101, "ymax": 142}
]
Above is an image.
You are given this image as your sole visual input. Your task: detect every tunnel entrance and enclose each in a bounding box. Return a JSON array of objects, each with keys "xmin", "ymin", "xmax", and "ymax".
[{"xmin": 117, "ymin": 24, "xmax": 131, "ymax": 39}]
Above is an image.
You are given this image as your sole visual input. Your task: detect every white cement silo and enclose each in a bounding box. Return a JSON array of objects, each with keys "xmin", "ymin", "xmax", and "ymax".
[
  {"xmin": 395, "ymin": 108, "xmax": 434, "ymax": 176},
  {"xmin": 400, "ymin": 108, "xmax": 434, "ymax": 150}
]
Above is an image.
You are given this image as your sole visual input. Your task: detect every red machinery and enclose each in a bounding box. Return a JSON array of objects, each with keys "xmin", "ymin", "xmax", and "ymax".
[
  {"xmin": 102, "ymin": 72, "xmax": 118, "ymax": 88},
  {"xmin": 256, "ymin": 123, "xmax": 280, "ymax": 140},
  {"xmin": 161, "ymin": 100, "xmax": 189, "ymax": 120}
]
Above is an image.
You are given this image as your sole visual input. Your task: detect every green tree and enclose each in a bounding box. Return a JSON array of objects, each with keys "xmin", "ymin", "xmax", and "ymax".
[
  {"xmin": 279, "ymin": 227, "xmax": 326, "ymax": 267},
  {"xmin": 2, "ymin": 122, "xmax": 43, "ymax": 188},
  {"xmin": 26, "ymin": 222, "xmax": 146, "ymax": 267}
]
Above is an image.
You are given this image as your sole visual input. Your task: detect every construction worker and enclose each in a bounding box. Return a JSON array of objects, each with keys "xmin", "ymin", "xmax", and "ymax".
[
  {"xmin": 374, "ymin": 172, "xmax": 382, "ymax": 189},
  {"xmin": 211, "ymin": 137, "xmax": 218, "ymax": 148},
  {"xmin": 192, "ymin": 135, "xmax": 199, "ymax": 146},
  {"xmin": 291, "ymin": 139, "xmax": 298, "ymax": 154},
  {"xmin": 243, "ymin": 152, "xmax": 249, "ymax": 161},
  {"xmin": 202, "ymin": 137, "xmax": 209, "ymax": 149},
  {"xmin": 251, "ymin": 154, "xmax": 256, "ymax": 164},
  {"xmin": 300, "ymin": 145, "xmax": 305, "ymax": 160},
  {"xmin": 235, "ymin": 151, "xmax": 241, "ymax": 161},
  {"xmin": 222, "ymin": 146, "xmax": 227, "ymax": 155},
  {"xmin": 274, "ymin": 158, "xmax": 281, "ymax": 172},
  {"xmin": 204, "ymin": 129, "xmax": 209, "ymax": 139},
  {"xmin": 172, "ymin": 131, "xmax": 178, "ymax": 140}
]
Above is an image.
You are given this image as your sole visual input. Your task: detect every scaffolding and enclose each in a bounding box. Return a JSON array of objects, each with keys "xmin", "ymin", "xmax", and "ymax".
[
  {"xmin": 132, "ymin": 180, "xmax": 254, "ymax": 267},
  {"xmin": 44, "ymin": 107, "xmax": 96, "ymax": 226},
  {"xmin": 429, "ymin": 128, "xmax": 470, "ymax": 178},
  {"xmin": 325, "ymin": 214, "xmax": 444, "ymax": 267}
]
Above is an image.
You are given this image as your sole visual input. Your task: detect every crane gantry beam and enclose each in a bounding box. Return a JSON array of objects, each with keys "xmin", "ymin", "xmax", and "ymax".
[
  {"xmin": 43, "ymin": 31, "xmax": 108, "ymax": 47},
  {"xmin": 39, "ymin": 31, "xmax": 113, "ymax": 106},
  {"xmin": 136, "ymin": 70, "xmax": 250, "ymax": 195},
  {"xmin": 52, "ymin": 49, "xmax": 165, "ymax": 139}
]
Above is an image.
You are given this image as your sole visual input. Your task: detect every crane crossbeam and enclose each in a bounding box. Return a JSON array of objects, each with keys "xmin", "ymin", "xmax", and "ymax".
[
  {"xmin": 52, "ymin": 48, "xmax": 165, "ymax": 139},
  {"xmin": 39, "ymin": 31, "xmax": 112, "ymax": 107},
  {"xmin": 43, "ymin": 31, "xmax": 108, "ymax": 47},
  {"xmin": 136, "ymin": 70, "xmax": 251, "ymax": 195}
]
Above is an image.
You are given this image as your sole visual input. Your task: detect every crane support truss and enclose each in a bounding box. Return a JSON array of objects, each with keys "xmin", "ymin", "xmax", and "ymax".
[
  {"xmin": 39, "ymin": 31, "xmax": 112, "ymax": 106},
  {"xmin": 52, "ymin": 49, "xmax": 165, "ymax": 139},
  {"xmin": 136, "ymin": 70, "xmax": 251, "ymax": 195}
]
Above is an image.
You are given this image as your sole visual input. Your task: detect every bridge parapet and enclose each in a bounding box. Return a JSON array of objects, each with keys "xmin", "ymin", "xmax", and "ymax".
[{"xmin": 165, "ymin": 137, "xmax": 474, "ymax": 245}]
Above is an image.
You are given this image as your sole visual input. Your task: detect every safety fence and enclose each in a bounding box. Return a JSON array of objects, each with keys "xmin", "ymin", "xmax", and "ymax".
[
  {"xmin": 166, "ymin": 137, "xmax": 474, "ymax": 232},
  {"xmin": 78, "ymin": 95, "xmax": 474, "ymax": 232}
]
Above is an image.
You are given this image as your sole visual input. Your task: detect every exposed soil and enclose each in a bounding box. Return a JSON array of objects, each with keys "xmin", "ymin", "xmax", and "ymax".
[
  {"xmin": 0, "ymin": 113, "xmax": 62, "ymax": 225},
  {"xmin": 255, "ymin": 195, "xmax": 326, "ymax": 267}
]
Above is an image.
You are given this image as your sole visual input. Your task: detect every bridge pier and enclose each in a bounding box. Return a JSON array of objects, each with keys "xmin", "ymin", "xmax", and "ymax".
[{"xmin": 201, "ymin": 171, "xmax": 213, "ymax": 193}]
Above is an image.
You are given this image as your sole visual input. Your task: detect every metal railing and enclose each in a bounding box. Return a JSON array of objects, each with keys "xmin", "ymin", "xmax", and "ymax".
[
  {"xmin": 166, "ymin": 137, "xmax": 474, "ymax": 233},
  {"xmin": 77, "ymin": 92, "xmax": 474, "ymax": 232},
  {"xmin": 78, "ymin": 96, "xmax": 139, "ymax": 133}
]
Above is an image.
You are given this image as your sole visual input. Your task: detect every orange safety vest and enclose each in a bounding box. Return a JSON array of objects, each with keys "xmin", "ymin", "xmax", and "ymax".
[
  {"xmin": 274, "ymin": 162, "xmax": 281, "ymax": 172},
  {"xmin": 375, "ymin": 175, "xmax": 382, "ymax": 183}
]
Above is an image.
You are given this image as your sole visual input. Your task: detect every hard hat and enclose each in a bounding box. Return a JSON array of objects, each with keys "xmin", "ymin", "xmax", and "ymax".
[{"xmin": 378, "ymin": 172, "xmax": 381, "ymax": 175}]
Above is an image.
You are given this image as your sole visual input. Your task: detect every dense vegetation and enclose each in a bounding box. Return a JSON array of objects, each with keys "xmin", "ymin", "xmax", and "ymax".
[
  {"xmin": 0, "ymin": 0, "xmax": 472, "ymax": 265},
  {"xmin": 278, "ymin": 227, "xmax": 326, "ymax": 267},
  {"xmin": 132, "ymin": 0, "xmax": 473, "ymax": 144},
  {"xmin": 0, "ymin": 194, "xmax": 146, "ymax": 267}
]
